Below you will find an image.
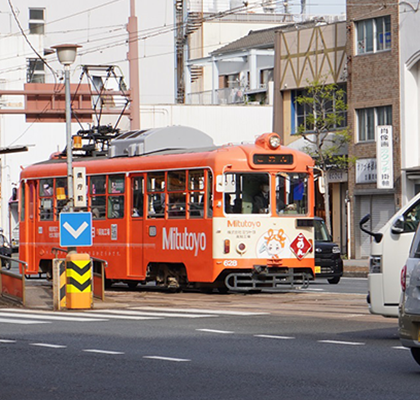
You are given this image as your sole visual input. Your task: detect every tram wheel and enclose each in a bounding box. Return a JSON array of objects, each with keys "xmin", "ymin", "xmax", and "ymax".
[{"xmin": 127, "ymin": 281, "xmax": 138, "ymax": 290}]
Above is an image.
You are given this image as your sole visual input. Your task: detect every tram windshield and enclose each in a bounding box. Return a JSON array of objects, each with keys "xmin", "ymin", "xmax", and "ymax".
[
  {"xmin": 276, "ymin": 173, "xmax": 308, "ymax": 215},
  {"xmin": 223, "ymin": 172, "xmax": 309, "ymax": 215}
]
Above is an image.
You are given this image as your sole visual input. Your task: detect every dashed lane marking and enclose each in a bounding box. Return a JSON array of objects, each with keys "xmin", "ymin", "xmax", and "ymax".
[
  {"xmin": 254, "ymin": 334, "xmax": 295, "ymax": 340},
  {"xmin": 196, "ymin": 328, "xmax": 235, "ymax": 334},
  {"xmin": 30, "ymin": 343, "xmax": 67, "ymax": 349},
  {"xmin": 143, "ymin": 356, "xmax": 191, "ymax": 362},
  {"xmin": 83, "ymin": 349, "xmax": 125, "ymax": 355},
  {"xmin": 318, "ymin": 340, "xmax": 365, "ymax": 346}
]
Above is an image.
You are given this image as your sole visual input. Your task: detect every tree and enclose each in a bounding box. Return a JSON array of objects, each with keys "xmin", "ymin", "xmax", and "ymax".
[{"xmin": 295, "ymin": 78, "xmax": 350, "ymax": 234}]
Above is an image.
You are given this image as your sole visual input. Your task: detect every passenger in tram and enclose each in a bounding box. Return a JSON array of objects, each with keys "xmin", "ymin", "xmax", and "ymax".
[{"xmin": 253, "ymin": 182, "xmax": 270, "ymax": 214}]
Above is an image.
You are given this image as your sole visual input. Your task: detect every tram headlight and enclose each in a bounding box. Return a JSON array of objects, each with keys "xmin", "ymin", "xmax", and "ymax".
[
  {"xmin": 236, "ymin": 243, "xmax": 247, "ymax": 255},
  {"xmin": 269, "ymin": 134, "xmax": 281, "ymax": 149}
]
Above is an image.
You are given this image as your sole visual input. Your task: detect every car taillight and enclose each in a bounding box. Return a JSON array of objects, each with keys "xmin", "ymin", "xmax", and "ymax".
[{"xmin": 401, "ymin": 265, "xmax": 407, "ymax": 292}]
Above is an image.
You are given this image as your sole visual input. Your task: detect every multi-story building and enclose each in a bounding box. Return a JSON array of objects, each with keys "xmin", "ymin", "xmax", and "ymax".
[
  {"xmin": 273, "ymin": 19, "xmax": 348, "ymax": 251},
  {"xmin": 346, "ymin": 0, "xmax": 400, "ymax": 258}
]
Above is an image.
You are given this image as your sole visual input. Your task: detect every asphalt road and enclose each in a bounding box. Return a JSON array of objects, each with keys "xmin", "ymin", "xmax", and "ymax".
[{"xmin": 0, "ymin": 278, "xmax": 417, "ymax": 400}]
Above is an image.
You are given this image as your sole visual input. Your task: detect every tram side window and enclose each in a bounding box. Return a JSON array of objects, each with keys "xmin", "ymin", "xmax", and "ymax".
[
  {"xmin": 189, "ymin": 170, "xmax": 205, "ymax": 218},
  {"xmin": 224, "ymin": 173, "xmax": 269, "ymax": 215},
  {"xmin": 168, "ymin": 170, "xmax": 186, "ymax": 218},
  {"xmin": 108, "ymin": 175, "xmax": 125, "ymax": 219},
  {"xmin": 90, "ymin": 175, "xmax": 106, "ymax": 219},
  {"xmin": 147, "ymin": 172, "xmax": 165, "ymax": 218},
  {"xmin": 207, "ymin": 171, "xmax": 213, "ymax": 218},
  {"xmin": 39, "ymin": 178, "xmax": 53, "ymax": 220},
  {"xmin": 55, "ymin": 178, "xmax": 68, "ymax": 218},
  {"xmin": 20, "ymin": 184, "xmax": 25, "ymax": 222},
  {"xmin": 276, "ymin": 173, "xmax": 308, "ymax": 215},
  {"xmin": 131, "ymin": 177, "xmax": 144, "ymax": 217}
]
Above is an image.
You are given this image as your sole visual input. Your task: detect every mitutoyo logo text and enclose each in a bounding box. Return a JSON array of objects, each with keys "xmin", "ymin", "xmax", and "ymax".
[
  {"xmin": 162, "ymin": 227, "xmax": 206, "ymax": 256},
  {"xmin": 227, "ymin": 220, "xmax": 261, "ymax": 229}
]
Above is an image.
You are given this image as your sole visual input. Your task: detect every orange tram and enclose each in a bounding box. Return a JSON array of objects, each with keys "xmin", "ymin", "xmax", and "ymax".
[{"xmin": 19, "ymin": 126, "xmax": 316, "ymax": 292}]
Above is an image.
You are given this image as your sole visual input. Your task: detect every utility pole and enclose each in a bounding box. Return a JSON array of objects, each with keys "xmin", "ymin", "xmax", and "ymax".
[
  {"xmin": 52, "ymin": 44, "xmax": 81, "ymax": 214},
  {"xmin": 127, "ymin": 0, "xmax": 140, "ymax": 129}
]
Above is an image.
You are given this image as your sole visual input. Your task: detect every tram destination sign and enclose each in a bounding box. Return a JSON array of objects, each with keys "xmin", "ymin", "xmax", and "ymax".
[{"xmin": 253, "ymin": 154, "xmax": 294, "ymax": 165}]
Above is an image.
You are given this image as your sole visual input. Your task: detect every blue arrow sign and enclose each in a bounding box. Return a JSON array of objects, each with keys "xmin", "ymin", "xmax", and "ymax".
[{"xmin": 59, "ymin": 212, "xmax": 92, "ymax": 247}]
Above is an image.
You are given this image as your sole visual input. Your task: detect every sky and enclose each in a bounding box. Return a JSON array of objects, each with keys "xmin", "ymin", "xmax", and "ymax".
[{"xmin": 287, "ymin": 0, "xmax": 346, "ymax": 15}]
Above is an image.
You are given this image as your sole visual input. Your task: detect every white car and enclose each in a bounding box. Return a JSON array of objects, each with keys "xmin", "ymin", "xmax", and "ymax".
[{"xmin": 398, "ymin": 222, "xmax": 420, "ymax": 366}]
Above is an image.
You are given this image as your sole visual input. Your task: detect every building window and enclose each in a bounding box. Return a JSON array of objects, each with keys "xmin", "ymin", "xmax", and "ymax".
[
  {"xmin": 357, "ymin": 105, "xmax": 392, "ymax": 142},
  {"xmin": 260, "ymin": 69, "xmax": 273, "ymax": 88},
  {"xmin": 29, "ymin": 8, "xmax": 45, "ymax": 35},
  {"xmin": 356, "ymin": 15, "xmax": 391, "ymax": 55},
  {"xmin": 27, "ymin": 58, "xmax": 45, "ymax": 83},
  {"xmin": 292, "ymin": 84, "xmax": 347, "ymax": 134}
]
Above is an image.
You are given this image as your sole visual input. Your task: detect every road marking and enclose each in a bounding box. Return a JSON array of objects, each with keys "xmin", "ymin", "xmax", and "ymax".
[
  {"xmin": 0, "ymin": 339, "xmax": 17, "ymax": 343},
  {"xmin": 90, "ymin": 309, "xmax": 216, "ymax": 318},
  {"xmin": 0, "ymin": 311, "xmax": 107, "ymax": 323},
  {"xmin": 130, "ymin": 307, "xmax": 269, "ymax": 316},
  {"xmin": 254, "ymin": 334, "xmax": 295, "ymax": 340},
  {"xmin": 393, "ymin": 346, "xmax": 410, "ymax": 350},
  {"xmin": 2, "ymin": 308, "xmax": 161, "ymax": 321},
  {"xmin": 196, "ymin": 329, "xmax": 235, "ymax": 334},
  {"xmin": 30, "ymin": 343, "xmax": 67, "ymax": 349},
  {"xmin": 83, "ymin": 349, "xmax": 124, "ymax": 355},
  {"xmin": 143, "ymin": 356, "xmax": 191, "ymax": 362},
  {"xmin": 318, "ymin": 340, "xmax": 365, "ymax": 346},
  {"xmin": 63, "ymin": 221, "xmax": 88, "ymax": 239},
  {"xmin": 45, "ymin": 311, "xmax": 161, "ymax": 321},
  {"xmin": 0, "ymin": 317, "xmax": 51, "ymax": 325}
]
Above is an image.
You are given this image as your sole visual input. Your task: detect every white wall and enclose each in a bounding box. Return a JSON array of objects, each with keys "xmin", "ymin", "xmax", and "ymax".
[
  {"xmin": 139, "ymin": 104, "xmax": 273, "ymax": 145},
  {"xmin": 399, "ymin": 2, "xmax": 420, "ymax": 202}
]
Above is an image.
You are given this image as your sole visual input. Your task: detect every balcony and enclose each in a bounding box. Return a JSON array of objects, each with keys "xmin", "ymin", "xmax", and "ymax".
[{"xmin": 187, "ymin": 86, "xmax": 271, "ymax": 105}]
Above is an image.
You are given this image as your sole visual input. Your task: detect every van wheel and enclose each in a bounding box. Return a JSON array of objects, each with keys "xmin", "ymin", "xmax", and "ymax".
[
  {"xmin": 328, "ymin": 277, "xmax": 340, "ymax": 284},
  {"xmin": 411, "ymin": 348, "xmax": 420, "ymax": 366}
]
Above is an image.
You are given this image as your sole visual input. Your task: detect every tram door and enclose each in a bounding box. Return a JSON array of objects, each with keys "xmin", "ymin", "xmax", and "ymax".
[
  {"xmin": 25, "ymin": 180, "xmax": 38, "ymax": 273},
  {"xmin": 128, "ymin": 176, "xmax": 145, "ymax": 277}
]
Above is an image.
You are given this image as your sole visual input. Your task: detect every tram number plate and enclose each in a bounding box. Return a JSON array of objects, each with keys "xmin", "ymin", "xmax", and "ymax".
[
  {"xmin": 315, "ymin": 266, "xmax": 321, "ymax": 274},
  {"xmin": 223, "ymin": 260, "xmax": 238, "ymax": 267}
]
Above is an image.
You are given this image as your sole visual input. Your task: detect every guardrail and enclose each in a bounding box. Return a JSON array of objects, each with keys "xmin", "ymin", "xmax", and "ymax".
[
  {"xmin": 52, "ymin": 247, "xmax": 107, "ymax": 301},
  {"xmin": 0, "ymin": 255, "xmax": 28, "ymax": 305}
]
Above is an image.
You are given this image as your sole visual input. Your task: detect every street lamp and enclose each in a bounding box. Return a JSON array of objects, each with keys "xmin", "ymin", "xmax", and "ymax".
[{"xmin": 52, "ymin": 44, "xmax": 81, "ymax": 212}]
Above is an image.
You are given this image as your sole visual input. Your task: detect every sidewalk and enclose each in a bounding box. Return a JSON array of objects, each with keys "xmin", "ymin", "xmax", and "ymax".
[{"xmin": 343, "ymin": 259, "xmax": 369, "ymax": 278}]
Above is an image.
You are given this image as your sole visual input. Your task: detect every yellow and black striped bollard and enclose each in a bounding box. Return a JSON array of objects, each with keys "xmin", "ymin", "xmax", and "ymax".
[{"xmin": 66, "ymin": 253, "xmax": 92, "ymax": 309}]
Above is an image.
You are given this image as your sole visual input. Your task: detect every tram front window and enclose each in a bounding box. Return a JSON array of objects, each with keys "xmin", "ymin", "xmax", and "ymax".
[
  {"xmin": 276, "ymin": 173, "xmax": 308, "ymax": 215},
  {"xmin": 224, "ymin": 172, "xmax": 270, "ymax": 215}
]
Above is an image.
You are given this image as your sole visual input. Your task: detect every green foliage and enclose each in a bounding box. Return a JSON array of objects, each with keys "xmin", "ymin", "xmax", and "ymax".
[{"xmin": 295, "ymin": 77, "xmax": 351, "ymax": 171}]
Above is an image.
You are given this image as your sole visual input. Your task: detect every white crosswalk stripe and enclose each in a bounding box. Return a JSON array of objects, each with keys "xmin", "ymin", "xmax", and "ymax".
[{"xmin": 0, "ymin": 306, "xmax": 264, "ymax": 325}]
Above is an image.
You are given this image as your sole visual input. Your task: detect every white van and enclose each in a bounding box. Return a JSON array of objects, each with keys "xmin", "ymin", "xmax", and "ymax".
[{"xmin": 359, "ymin": 192, "xmax": 420, "ymax": 318}]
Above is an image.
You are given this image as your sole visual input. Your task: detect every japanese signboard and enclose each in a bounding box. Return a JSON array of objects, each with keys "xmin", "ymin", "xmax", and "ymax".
[
  {"xmin": 356, "ymin": 158, "xmax": 377, "ymax": 184},
  {"xmin": 376, "ymin": 125, "xmax": 393, "ymax": 189}
]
